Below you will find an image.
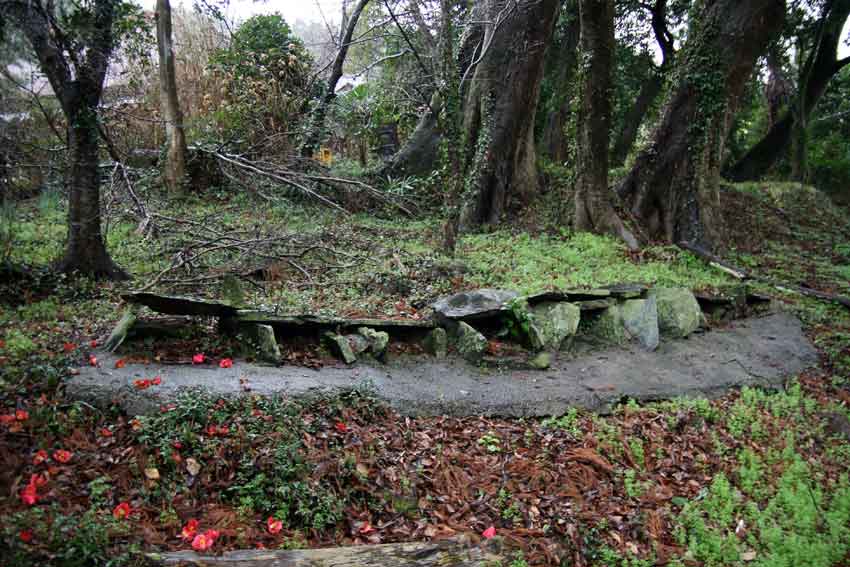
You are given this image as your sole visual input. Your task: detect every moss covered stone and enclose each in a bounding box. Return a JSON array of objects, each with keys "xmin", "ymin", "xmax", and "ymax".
[
  {"xmin": 654, "ymin": 287, "xmax": 702, "ymax": 338},
  {"xmin": 455, "ymin": 322, "xmax": 488, "ymax": 362},
  {"xmin": 528, "ymin": 301, "xmax": 581, "ymax": 351}
]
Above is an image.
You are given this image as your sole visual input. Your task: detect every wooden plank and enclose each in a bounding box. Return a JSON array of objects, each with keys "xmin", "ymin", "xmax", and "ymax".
[{"xmin": 147, "ymin": 539, "xmax": 500, "ymax": 566}]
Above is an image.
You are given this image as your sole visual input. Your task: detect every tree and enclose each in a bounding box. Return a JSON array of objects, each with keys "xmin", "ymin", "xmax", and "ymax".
[
  {"xmin": 616, "ymin": 0, "xmax": 785, "ymax": 250},
  {"xmin": 302, "ymin": 0, "xmax": 371, "ymax": 156},
  {"xmin": 156, "ymin": 0, "xmax": 188, "ymax": 192},
  {"xmin": 0, "ymin": 0, "xmax": 139, "ymax": 278},
  {"xmin": 538, "ymin": 1, "xmax": 580, "ymax": 163},
  {"xmin": 724, "ymin": 0, "xmax": 850, "ymax": 182},
  {"xmin": 456, "ymin": 0, "xmax": 561, "ymax": 231},
  {"xmin": 574, "ymin": 0, "xmax": 638, "ymax": 247},
  {"xmin": 610, "ymin": 0, "xmax": 678, "ymax": 166}
]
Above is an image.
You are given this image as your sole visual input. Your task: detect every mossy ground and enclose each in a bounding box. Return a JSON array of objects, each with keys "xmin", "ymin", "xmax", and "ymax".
[{"xmin": 1, "ymin": 181, "xmax": 849, "ymax": 566}]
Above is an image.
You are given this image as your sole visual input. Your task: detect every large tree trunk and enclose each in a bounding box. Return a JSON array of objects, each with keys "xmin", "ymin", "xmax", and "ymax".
[
  {"xmin": 724, "ymin": 0, "xmax": 850, "ymax": 182},
  {"xmin": 539, "ymin": 1, "xmax": 580, "ymax": 163},
  {"xmin": 156, "ymin": 0, "xmax": 188, "ymax": 193},
  {"xmin": 457, "ymin": 0, "xmax": 560, "ymax": 230},
  {"xmin": 56, "ymin": 108, "xmax": 126, "ymax": 278},
  {"xmin": 617, "ymin": 0, "xmax": 785, "ymax": 251},
  {"xmin": 303, "ymin": 0, "xmax": 370, "ymax": 156},
  {"xmin": 610, "ymin": 0, "xmax": 675, "ymax": 166},
  {"xmin": 574, "ymin": 0, "xmax": 636, "ymax": 247}
]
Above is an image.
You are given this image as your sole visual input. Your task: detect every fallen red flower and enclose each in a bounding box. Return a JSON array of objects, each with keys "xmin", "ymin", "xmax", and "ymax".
[
  {"xmin": 89, "ymin": 355, "xmax": 98, "ymax": 367},
  {"xmin": 113, "ymin": 502, "xmax": 131, "ymax": 520},
  {"xmin": 482, "ymin": 526, "xmax": 496, "ymax": 539},
  {"xmin": 192, "ymin": 353, "xmax": 205, "ymax": 364},
  {"xmin": 20, "ymin": 474, "xmax": 45, "ymax": 507},
  {"xmin": 100, "ymin": 428, "xmax": 113, "ymax": 437},
  {"xmin": 134, "ymin": 379, "xmax": 151, "ymax": 390},
  {"xmin": 181, "ymin": 518, "xmax": 199, "ymax": 540},
  {"xmin": 0, "ymin": 414, "xmax": 15, "ymax": 424},
  {"xmin": 114, "ymin": 359, "xmax": 126, "ymax": 369},
  {"xmin": 151, "ymin": 376, "xmax": 162, "ymax": 385},
  {"xmin": 19, "ymin": 529, "xmax": 33, "ymax": 543},
  {"xmin": 191, "ymin": 529, "xmax": 219, "ymax": 551},
  {"xmin": 15, "ymin": 409, "xmax": 28, "ymax": 421},
  {"xmin": 90, "ymin": 340, "xmax": 98, "ymax": 348},
  {"xmin": 335, "ymin": 422, "xmax": 348, "ymax": 433},
  {"xmin": 63, "ymin": 342, "xmax": 76, "ymax": 352},
  {"xmin": 267, "ymin": 516, "xmax": 283, "ymax": 534},
  {"xmin": 219, "ymin": 358, "xmax": 233, "ymax": 368},
  {"xmin": 53, "ymin": 449, "xmax": 73, "ymax": 463},
  {"xmin": 33, "ymin": 450, "xmax": 48, "ymax": 465}
]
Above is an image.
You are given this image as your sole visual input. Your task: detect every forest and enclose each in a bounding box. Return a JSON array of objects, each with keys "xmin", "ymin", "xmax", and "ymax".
[{"xmin": 1, "ymin": 0, "xmax": 850, "ymax": 566}]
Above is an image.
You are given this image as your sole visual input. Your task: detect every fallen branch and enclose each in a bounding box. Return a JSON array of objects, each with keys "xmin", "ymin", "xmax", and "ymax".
[{"xmin": 679, "ymin": 240, "xmax": 850, "ymax": 311}]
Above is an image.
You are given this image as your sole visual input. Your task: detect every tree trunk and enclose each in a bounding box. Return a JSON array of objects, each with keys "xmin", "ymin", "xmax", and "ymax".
[
  {"xmin": 303, "ymin": 0, "xmax": 370, "ymax": 156},
  {"xmin": 574, "ymin": 0, "xmax": 637, "ymax": 248},
  {"xmin": 539, "ymin": 1, "xmax": 580, "ymax": 163},
  {"xmin": 3, "ymin": 0, "xmax": 128, "ymax": 278},
  {"xmin": 724, "ymin": 0, "xmax": 850, "ymax": 182},
  {"xmin": 56, "ymin": 107, "xmax": 127, "ymax": 279},
  {"xmin": 380, "ymin": 92, "xmax": 443, "ymax": 178},
  {"xmin": 764, "ymin": 51, "xmax": 792, "ymax": 129},
  {"xmin": 617, "ymin": 0, "xmax": 785, "ymax": 251},
  {"xmin": 457, "ymin": 0, "xmax": 560, "ymax": 230},
  {"xmin": 610, "ymin": 0, "xmax": 675, "ymax": 167},
  {"xmin": 156, "ymin": 0, "xmax": 188, "ymax": 193}
]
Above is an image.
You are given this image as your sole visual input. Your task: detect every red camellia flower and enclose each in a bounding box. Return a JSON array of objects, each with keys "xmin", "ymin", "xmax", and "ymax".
[
  {"xmin": 113, "ymin": 502, "xmax": 131, "ymax": 520},
  {"xmin": 266, "ymin": 516, "xmax": 283, "ymax": 534},
  {"xmin": 335, "ymin": 422, "xmax": 348, "ymax": 433},
  {"xmin": 19, "ymin": 529, "xmax": 33, "ymax": 543},
  {"xmin": 181, "ymin": 518, "xmax": 199, "ymax": 540},
  {"xmin": 89, "ymin": 340, "xmax": 98, "ymax": 348},
  {"xmin": 482, "ymin": 526, "xmax": 496, "ymax": 539},
  {"xmin": 191, "ymin": 529, "xmax": 219, "ymax": 551},
  {"xmin": 0, "ymin": 414, "xmax": 15, "ymax": 424},
  {"xmin": 100, "ymin": 428, "xmax": 113, "ymax": 438},
  {"xmin": 33, "ymin": 450, "xmax": 49, "ymax": 465},
  {"xmin": 134, "ymin": 379, "xmax": 151, "ymax": 390},
  {"xmin": 114, "ymin": 359, "xmax": 126, "ymax": 369},
  {"xmin": 89, "ymin": 355, "xmax": 98, "ymax": 366},
  {"xmin": 219, "ymin": 358, "xmax": 233, "ymax": 368},
  {"xmin": 20, "ymin": 474, "xmax": 44, "ymax": 506},
  {"xmin": 15, "ymin": 409, "xmax": 29, "ymax": 421},
  {"xmin": 53, "ymin": 449, "xmax": 73, "ymax": 463},
  {"xmin": 63, "ymin": 342, "xmax": 76, "ymax": 352},
  {"xmin": 192, "ymin": 353, "xmax": 205, "ymax": 364},
  {"xmin": 151, "ymin": 376, "xmax": 162, "ymax": 386}
]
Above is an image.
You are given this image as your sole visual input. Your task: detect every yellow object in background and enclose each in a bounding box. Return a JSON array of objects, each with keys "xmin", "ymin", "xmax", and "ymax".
[{"xmin": 315, "ymin": 147, "xmax": 333, "ymax": 165}]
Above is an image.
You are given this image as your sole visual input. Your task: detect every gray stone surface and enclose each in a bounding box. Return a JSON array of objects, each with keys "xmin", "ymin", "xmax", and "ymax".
[
  {"xmin": 586, "ymin": 305, "xmax": 627, "ymax": 344},
  {"xmin": 528, "ymin": 302, "xmax": 581, "ymax": 351},
  {"xmin": 620, "ymin": 297, "xmax": 660, "ymax": 351},
  {"xmin": 431, "ymin": 289, "xmax": 518, "ymax": 321},
  {"xmin": 357, "ymin": 327, "xmax": 389, "ymax": 358},
  {"xmin": 243, "ymin": 324, "xmax": 280, "ymax": 363},
  {"xmin": 324, "ymin": 332, "xmax": 357, "ymax": 364},
  {"xmin": 69, "ymin": 313, "xmax": 818, "ymax": 417},
  {"xmin": 654, "ymin": 287, "xmax": 702, "ymax": 338},
  {"xmin": 455, "ymin": 322, "xmax": 488, "ymax": 362},
  {"xmin": 423, "ymin": 328, "xmax": 448, "ymax": 358}
]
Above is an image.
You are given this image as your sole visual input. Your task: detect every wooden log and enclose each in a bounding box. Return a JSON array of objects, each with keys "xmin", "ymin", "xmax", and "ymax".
[
  {"xmin": 679, "ymin": 241, "xmax": 850, "ymax": 311},
  {"xmin": 146, "ymin": 539, "xmax": 501, "ymax": 566}
]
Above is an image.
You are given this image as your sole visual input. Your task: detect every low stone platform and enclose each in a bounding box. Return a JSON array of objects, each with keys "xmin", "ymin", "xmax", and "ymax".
[{"xmin": 68, "ymin": 313, "xmax": 818, "ymax": 417}]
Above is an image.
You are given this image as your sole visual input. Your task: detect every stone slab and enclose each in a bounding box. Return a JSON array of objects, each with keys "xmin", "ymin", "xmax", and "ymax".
[{"xmin": 69, "ymin": 313, "xmax": 818, "ymax": 417}]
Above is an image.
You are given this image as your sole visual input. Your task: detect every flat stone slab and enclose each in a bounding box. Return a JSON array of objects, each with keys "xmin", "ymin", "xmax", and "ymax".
[
  {"xmin": 69, "ymin": 313, "xmax": 818, "ymax": 417},
  {"xmin": 235, "ymin": 311, "xmax": 435, "ymax": 331},
  {"xmin": 122, "ymin": 292, "xmax": 239, "ymax": 317}
]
